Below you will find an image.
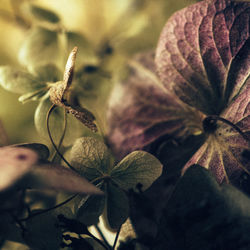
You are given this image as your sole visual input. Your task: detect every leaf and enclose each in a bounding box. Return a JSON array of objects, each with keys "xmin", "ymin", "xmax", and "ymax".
[
  {"xmin": 107, "ymin": 52, "xmax": 204, "ymax": 159},
  {"xmin": 30, "ymin": 4, "xmax": 60, "ymax": 23},
  {"xmin": 18, "ymin": 26, "xmax": 63, "ymax": 70},
  {"xmin": 74, "ymin": 182, "xmax": 105, "ymax": 225},
  {"xmin": 104, "ymin": 182, "xmax": 129, "ymax": 230},
  {"xmin": 32, "ymin": 64, "xmax": 62, "ymax": 82},
  {"xmin": 155, "ymin": 0, "xmax": 250, "ymax": 115},
  {"xmin": 0, "ymin": 66, "xmax": 45, "ymax": 94},
  {"xmin": 107, "ymin": 0, "xmax": 250, "ymax": 184},
  {"xmin": 70, "ymin": 137, "xmax": 114, "ymax": 180},
  {"xmin": 183, "ymin": 84, "xmax": 250, "ymax": 183},
  {"xmin": 49, "ymin": 47, "xmax": 97, "ymax": 132},
  {"xmin": 24, "ymin": 210, "xmax": 62, "ymax": 250},
  {"xmin": 13, "ymin": 143, "xmax": 50, "ymax": 160},
  {"xmin": 111, "ymin": 151, "xmax": 163, "ymax": 191},
  {"xmin": 28, "ymin": 164, "xmax": 104, "ymax": 195},
  {"xmin": 156, "ymin": 165, "xmax": 250, "ymax": 250},
  {"xmin": 0, "ymin": 146, "xmax": 38, "ymax": 191}
]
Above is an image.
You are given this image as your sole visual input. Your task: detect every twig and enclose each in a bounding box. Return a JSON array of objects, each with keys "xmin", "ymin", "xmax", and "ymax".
[
  {"xmin": 112, "ymin": 225, "xmax": 121, "ymax": 249},
  {"xmin": 46, "ymin": 104, "xmax": 77, "ymax": 172},
  {"xmin": 20, "ymin": 194, "xmax": 77, "ymax": 222}
]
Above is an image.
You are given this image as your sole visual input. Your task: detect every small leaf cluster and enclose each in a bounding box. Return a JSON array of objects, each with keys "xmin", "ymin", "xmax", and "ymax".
[{"xmin": 70, "ymin": 137, "xmax": 162, "ymax": 230}]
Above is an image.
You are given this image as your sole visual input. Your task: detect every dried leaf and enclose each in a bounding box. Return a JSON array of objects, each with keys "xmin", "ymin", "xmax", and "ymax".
[
  {"xmin": 183, "ymin": 84, "xmax": 250, "ymax": 183},
  {"xmin": 156, "ymin": 0, "xmax": 250, "ymax": 115},
  {"xmin": 107, "ymin": 0, "xmax": 250, "ymax": 183},
  {"xmin": 49, "ymin": 47, "xmax": 97, "ymax": 132},
  {"xmin": 107, "ymin": 52, "xmax": 204, "ymax": 159}
]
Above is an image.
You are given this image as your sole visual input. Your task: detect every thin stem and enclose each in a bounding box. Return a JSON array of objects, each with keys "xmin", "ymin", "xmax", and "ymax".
[
  {"xmin": 95, "ymin": 224, "xmax": 111, "ymax": 249},
  {"xmin": 208, "ymin": 115, "xmax": 249, "ymax": 144},
  {"xmin": 46, "ymin": 104, "xmax": 77, "ymax": 172},
  {"xmin": 87, "ymin": 232, "xmax": 110, "ymax": 250},
  {"xmin": 52, "ymin": 109, "xmax": 68, "ymax": 161},
  {"xmin": 112, "ymin": 225, "xmax": 121, "ymax": 249},
  {"xmin": 20, "ymin": 194, "xmax": 77, "ymax": 222}
]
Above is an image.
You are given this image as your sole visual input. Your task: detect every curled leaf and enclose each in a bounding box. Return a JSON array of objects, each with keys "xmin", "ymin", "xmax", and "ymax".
[{"xmin": 49, "ymin": 47, "xmax": 97, "ymax": 132}]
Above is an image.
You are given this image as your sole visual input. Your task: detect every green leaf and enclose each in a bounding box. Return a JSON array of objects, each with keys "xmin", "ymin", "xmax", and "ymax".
[
  {"xmin": 104, "ymin": 182, "xmax": 129, "ymax": 230},
  {"xmin": 24, "ymin": 210, "xmax": 62, "ymax": 250},
  {"xmin": 0, "ymin": 66, "xmax": 45, "ymax": 94},
  {"xmin": 18, "ymin": 27, "xmax": 63, "ymax": 70},
  {"xmin": 13, "ymin": 143, "xmax": 50, "ymax": 160},
  {"xmin": 30, "ymin": 4, "xmax": 60, "ymax": 23},
  {"xmin": 32, "ymin": 64, "xmax": 62, "ymax": 82},
  {"xmin": 70, "ymin": 137, "xmax": 114, "ymax": 180},
  {"xmin": 74, "ymin": 182, "xmax": 105, "ymax": 225},
  {"xmin": 111, "ymin": 151, "xmax": 162, "ymax": 191},
  {"xmin": 156, "ymin": 165, "xmax": 250, "ymax": 250}
]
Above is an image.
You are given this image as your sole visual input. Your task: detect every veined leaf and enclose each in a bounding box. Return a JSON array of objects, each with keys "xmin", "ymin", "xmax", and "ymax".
[
  {"xmin": 107, "ymin": 52, "xmax": 204, "ymax": 159},
  {"xmin": 155, "ymin": 0, "xmax": 250, "ymax": 115},
  {"xmin": 107, "ymin": 0, "xmax": 250, "ymax": 184},
  {"xmin": 183, "ymin": 84, "xmax": 250, "ymax": 183},
  {"xmin": 111, "ymin": 151, "xmax": 163, "ymax": 191},
  {"xmin": 70, "ymin": 137, "xmax": 114, "ymax": 180}
]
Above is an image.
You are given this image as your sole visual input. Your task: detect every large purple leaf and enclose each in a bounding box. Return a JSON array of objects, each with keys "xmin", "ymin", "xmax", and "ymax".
[
  {"xmin": 107, "ymin": 52, "xmax": 204, "ymax": 159},
  {"xmin": 155, "ymin": 0, "xmax": 249, "ymax": 115},
  {"xmin": 107, "ymin": 0, "xmax": 250, "ymax": 184},
  {"xmin": 183, "ymin": 83, "xmax": 250, "ymax": 183}
]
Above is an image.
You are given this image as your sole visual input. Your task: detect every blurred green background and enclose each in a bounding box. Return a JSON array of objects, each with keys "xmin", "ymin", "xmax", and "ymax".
[{"xmin": 0, "ymin": 0, "xmax": 195, "ymax": 144}]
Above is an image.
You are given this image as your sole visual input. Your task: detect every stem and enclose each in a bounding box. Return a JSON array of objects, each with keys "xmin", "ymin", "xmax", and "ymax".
[
  {"xmin": 112, "ymin": 225, "xmax": 121, "ymax": 249},
  {"xmin": 46, "ymin": 104, "xmax": 77, "ymax": 172},
  {"xmin": 52, "ymin": 109, "xmax": 68, "ymax": 162},
  {"xmin": 207, "ymin": 115, "xmax": 249, "ymax": 144},
  {"xmin": 95, "ymin": 224, "xmax": 111, "ymax": 249},
  {"xmin": 20, "ymin": 194, "xmax": 77, "ymax": 222},
  {"xmin": 87, "ymin": 232, "xmax": 110, "ymax": 250}
]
